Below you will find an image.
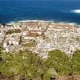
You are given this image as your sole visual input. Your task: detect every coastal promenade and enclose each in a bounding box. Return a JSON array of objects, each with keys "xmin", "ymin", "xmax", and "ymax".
[{"xmin": 0, "ymin": 20, "xmax": 80, "ymax": 58}]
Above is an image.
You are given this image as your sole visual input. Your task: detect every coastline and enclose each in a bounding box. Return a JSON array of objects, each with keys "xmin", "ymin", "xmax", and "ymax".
[
  {"xmin": 5, "ymin": 19, "xmax": 79, "ymax": 27},
  {"xmin": 0, "ymin": 19, "xmax": 80, "ymax": 55},
  {"xmin": 0, "ymin": 20, "xmax": 80, "ymax": 80}
]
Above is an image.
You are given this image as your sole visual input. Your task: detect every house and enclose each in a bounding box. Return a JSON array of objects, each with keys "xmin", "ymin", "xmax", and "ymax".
[
  {"xmin": 22, "ymin": 32, "xmax": 38, "ymax": 40},
  {"xmin": 5, "ymin": 25, "xmax": 14, "ymax": 31},
  {"xmin": 48, "ymin": 23, "xmax": 75, "ymax": 31},
  {"xmin": 3, "ymin": 33, "xmax": 20, "ymax": 49},
  {"xmin": 37, "ymin": 42, "xmax": 51, "ymax": 50},
  {"xmin": 29, "ymin": 30, "xmax": 43, "ymax": 35},
  {"xmin": 22, "ymin": 30, "xmax": 43, "ymax": 41},
  {"xmin": 13, "ymin": 22, "xmax": 23, "ymax": 30},
  {"xmin": 0, "ymin": 29, "xmax": 5, "ymax": 44}
]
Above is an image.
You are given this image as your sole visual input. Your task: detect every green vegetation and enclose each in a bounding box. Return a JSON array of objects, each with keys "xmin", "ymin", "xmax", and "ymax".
[
  {"xmin": 22, "ymin": 42, "xmax": 36, "ymax": 47},
  {"xmin": 46, "ymin": 50, "xmax": 71, "ymax": 76},
  {"xmin": 0, "ymin": 50, "xmax": 44, "ymax": 80},
  {"xmin": 72, "ymin": 50, "xmax": 80, "ymax": 75},
  {"xmin": 0, "ymin": 48, "xmax": 80, "ymax": 80},
  {"xmin": 6, "ymin": 29, "xmax": 21, "ymax": 34}
]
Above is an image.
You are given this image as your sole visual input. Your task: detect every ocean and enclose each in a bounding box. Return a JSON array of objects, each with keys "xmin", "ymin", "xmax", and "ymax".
[{"xmin": 0, "ymin": 0, "xmax": 80, "ymax": 24}]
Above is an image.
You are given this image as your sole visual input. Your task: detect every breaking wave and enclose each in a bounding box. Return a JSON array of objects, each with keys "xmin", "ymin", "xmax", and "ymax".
[{"xmin": 71, "ymin": 9, "xmax": 80, "ymax": 14}]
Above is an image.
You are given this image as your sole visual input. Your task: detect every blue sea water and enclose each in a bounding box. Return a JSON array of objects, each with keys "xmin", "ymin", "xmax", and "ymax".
[{"xmin": 0, "ymin": 0, "xmax": 80, "ymax": 24}]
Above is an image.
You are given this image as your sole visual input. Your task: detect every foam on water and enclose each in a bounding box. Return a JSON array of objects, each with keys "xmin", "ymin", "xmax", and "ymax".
[
  {"xmin": 5, "ymin": 19, "xmax": 78, "ymax": 27},
  {"xmin": 71, "ymin": 9, "xmax": 80, "ymax": 14}
]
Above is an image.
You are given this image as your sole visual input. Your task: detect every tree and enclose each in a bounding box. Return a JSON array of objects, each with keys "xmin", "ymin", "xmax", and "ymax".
[
  {"xmin": 0, "ymin": 50, "xmax": 44, "ymax": 80},
  {"xmin": 45, "ymin": 50, "xmax": 71, "ymax": 76},
  {"xmin": 72, "ymin": 50, "xmax": 80, "ymax": 75}
]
